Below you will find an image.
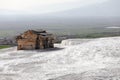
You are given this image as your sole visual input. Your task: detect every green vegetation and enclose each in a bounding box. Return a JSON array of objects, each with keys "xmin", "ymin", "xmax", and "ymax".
[{"xmin": 0, "ymin": 45, "xmax": 11, "ymax": 49}]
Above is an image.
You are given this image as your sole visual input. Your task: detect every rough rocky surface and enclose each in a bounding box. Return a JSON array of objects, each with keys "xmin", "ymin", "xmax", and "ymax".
[{"xmin": 0, "ymin": 37, "xmax": 120, "ymax": 80}]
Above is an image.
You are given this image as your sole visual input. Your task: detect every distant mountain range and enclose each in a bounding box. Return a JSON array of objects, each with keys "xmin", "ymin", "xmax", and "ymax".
[
  {"xmin": 48, "ymin": 0, "xmax": 119, "ymax": 18},
  {"xmin": 0, "ymin": 0, "xmax": 120, "ymax": 30}
]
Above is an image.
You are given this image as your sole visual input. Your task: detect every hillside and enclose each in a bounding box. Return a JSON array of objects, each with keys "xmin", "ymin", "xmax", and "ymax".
[
  {"xmin": 0, "ymin": 37, "xmax": 120, "ymax": 80},
  {"xmin": 47, "ymin": 0, "xmax": 119, "ymax": 18}
]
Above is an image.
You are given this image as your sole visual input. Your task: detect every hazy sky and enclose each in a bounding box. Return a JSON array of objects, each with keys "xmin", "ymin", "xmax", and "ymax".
[{"xmin": 0, "ymin": 0, "xmax": 109, "ymax": 15}]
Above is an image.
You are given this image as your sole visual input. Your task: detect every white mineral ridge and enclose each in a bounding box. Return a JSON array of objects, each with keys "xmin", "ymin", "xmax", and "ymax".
[
  {"xmin": 0, "ymin": 37, "xmax": 120, "ymax": 80},
  {"xmin": 61, "ymin": 39, "xmax": 93, "ymax": 46}
]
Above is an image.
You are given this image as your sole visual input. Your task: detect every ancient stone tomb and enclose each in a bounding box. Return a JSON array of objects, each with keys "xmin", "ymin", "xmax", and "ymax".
[{"xmin": 16, "ymin": 30, "xmax": 54, "ymax": 50}]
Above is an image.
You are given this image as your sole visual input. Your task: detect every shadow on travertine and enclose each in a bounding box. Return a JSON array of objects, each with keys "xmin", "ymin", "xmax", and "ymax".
[
  {"xmin": 21, "ymin": 47, "xmax": 64, "ymax": 52},
  {"xmin": 49, "ymin": 68, "xmax": 120, "ymax": 80}
]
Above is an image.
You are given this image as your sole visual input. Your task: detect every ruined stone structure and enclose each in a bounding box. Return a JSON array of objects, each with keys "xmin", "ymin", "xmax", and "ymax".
[{"xmin": 16, "ymin": 30, "xmax": 54, "ymax": 50}]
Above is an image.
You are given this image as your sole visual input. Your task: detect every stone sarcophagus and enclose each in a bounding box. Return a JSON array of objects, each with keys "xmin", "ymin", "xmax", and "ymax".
[{"xmin": 16, "ymin": 30, "xmax": 54, "ymax": 50}]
